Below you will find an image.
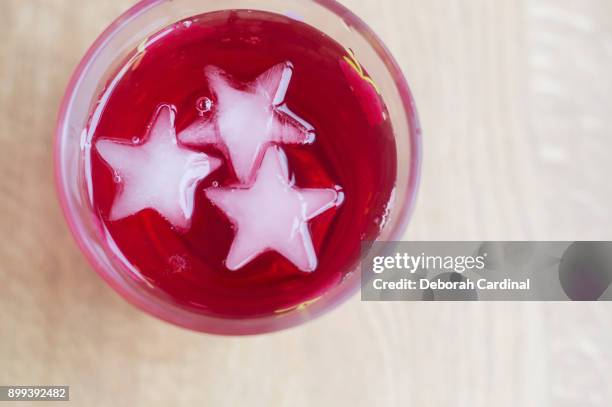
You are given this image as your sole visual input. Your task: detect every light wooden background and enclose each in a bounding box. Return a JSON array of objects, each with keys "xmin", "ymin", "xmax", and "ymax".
[{"xmin": 1, "ymin": 0, "xmax": 611, "ymax": 406}]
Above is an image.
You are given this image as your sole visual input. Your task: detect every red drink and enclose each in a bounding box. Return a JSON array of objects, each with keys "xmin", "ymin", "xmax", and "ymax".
[{"xmin": 87, "ymin": 10, "xmax": 397, "ymax": 318}]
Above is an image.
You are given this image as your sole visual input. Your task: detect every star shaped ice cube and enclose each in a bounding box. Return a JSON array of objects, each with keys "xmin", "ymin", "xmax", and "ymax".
[
  {"xmin": 205, "ymin": 146, "xmax": 343, "ymax": 272},
  {"xmin": 178, "ymin": 61, "xmax": 315, "ymax": 183},
  {"xmin": 96, "ymin": 104, "xmax": 221, "ymax": 229}
]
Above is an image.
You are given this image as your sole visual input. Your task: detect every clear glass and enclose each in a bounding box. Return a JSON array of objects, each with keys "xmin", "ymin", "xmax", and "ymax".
[{"xmin": 54, "ymin": 0, "xmax": 422, "ymax": 335}]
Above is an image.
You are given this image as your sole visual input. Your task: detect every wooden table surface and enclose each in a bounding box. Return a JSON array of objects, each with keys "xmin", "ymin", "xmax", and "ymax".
[{"xmin": 1, "ymin": 0, "xmax": 611, "ymax": 406}]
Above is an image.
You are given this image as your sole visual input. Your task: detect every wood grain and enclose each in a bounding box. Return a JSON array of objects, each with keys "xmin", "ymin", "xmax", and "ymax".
[{"xmin": 1, "ymin": 0, "xmax": 611, "ymax": 406}]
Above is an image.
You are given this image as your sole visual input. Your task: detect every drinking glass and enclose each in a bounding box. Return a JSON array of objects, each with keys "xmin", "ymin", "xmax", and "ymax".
[{"xmin": 54, "ymin": 0, "xmax": 422, "ymax": 334}]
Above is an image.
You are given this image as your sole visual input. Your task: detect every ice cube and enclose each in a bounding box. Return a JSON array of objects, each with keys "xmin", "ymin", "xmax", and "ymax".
[
  {"xmin": 178, "ymin": 62, "xmax": 315, "ymax": 184},
  {"xmin": 205, "ymin": 146, "xmax": 342, "ymax": 271},
  {"xmin": 96, "ymin": 104, "xmax": 221, "ymax": 229}
]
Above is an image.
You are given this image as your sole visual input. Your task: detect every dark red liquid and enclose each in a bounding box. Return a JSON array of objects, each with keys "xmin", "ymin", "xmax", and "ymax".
[{"xmin": 88, "ymin": 10, "xmax": 397, "ymax": 318}]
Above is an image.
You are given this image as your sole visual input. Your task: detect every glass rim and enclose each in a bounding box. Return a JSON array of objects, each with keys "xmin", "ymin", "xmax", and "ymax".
[{"xmin": 53, "ymin": 0, "xmax": 422, "ymax": 335}]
